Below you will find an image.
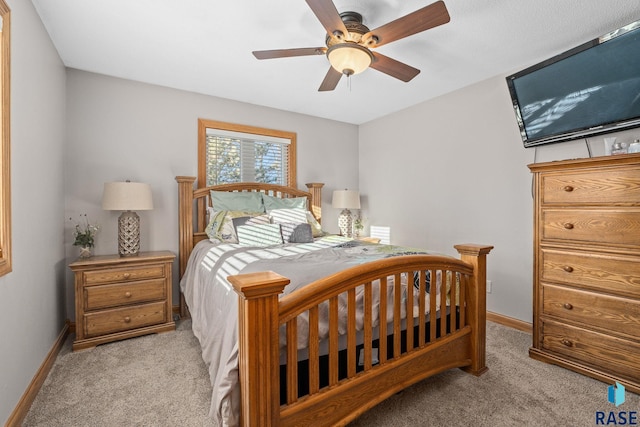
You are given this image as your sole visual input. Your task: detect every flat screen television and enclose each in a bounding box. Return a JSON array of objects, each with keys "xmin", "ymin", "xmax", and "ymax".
[{"xmin": 506, "ymin": 20, "xmax": 640, "ymax": 148}]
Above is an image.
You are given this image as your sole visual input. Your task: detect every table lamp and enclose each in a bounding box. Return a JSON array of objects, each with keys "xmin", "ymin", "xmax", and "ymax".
[
  {"xmin": 332, "ymin": 189, "xmax": 360, "ymax": 238},
  {"xmin": 102, "ymin": 181, "xmax": 153, "ymax": 256}
]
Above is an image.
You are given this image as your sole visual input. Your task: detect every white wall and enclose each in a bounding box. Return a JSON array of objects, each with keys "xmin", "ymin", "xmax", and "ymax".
[
  {"xmin": 359, "ymin": 74, "xmax": 639, "ymax": 323},
  {"xmin": 8, "ymin": 7, "xmax": 640, "ymax": 421},
  {"xmin": 0, "ymin": 0, "xmax": 66, "ymax": 423},
  {"xmin": 64, "ymin": 69, "xmax": 359, "ymax": 317}
]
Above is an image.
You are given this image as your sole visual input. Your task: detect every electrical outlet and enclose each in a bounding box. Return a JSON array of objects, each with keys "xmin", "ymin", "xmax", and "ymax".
[{"xmin": 486, "ymin": 280, "xmax": 492, "ymax": 293}]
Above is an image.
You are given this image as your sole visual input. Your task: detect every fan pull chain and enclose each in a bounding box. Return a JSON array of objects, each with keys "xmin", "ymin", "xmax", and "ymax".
[{"xmin": 347, "ymin": 74, "xmax": 352, "ymax": 91}]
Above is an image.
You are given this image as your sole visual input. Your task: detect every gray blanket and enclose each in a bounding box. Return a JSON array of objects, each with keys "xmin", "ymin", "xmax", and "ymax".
[{"xmin": 180, "ymin": 236, "xmax": 438, "ymax": 427}]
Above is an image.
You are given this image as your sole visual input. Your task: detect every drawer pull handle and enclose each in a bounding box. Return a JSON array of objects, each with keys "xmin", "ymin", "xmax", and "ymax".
[
  {"xmin": 563, "ymin": 185, "xmax": 574, "ymax": 192},
  {"xmin": 124, "ymin": 316, "xmax": 131, "ymax": 323},
  {"xmin": 563, "ymin": 266, "xmax": 574, "ymax": 273},
  {"xmin": 563, "ymin": 223, "xmax": 574, "ymax": 230},
  {"xmin": 123, "ymin": 273, "xmax": 131, "ymax": 279},
  {"xmin": 561, "ymin": 339, "xmax": 573, "ymax": 347},
  {"xmin": 124, "ymin": 292, "xmax": 132, "ymax": 298},
  {"xmin": 563, "ymin": 303, "xmax": 573, "ymax": 310}
]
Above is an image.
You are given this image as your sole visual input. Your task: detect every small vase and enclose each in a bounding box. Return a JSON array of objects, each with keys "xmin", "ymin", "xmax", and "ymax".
[{"xmin": 78, "ymin": 245, "xmax": 93, "ymax": 259}]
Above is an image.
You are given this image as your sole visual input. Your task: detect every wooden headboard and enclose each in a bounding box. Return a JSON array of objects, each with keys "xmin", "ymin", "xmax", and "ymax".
[{"xmin": 175, "ymin": 176, "xmax": 324, "ymax": 279}]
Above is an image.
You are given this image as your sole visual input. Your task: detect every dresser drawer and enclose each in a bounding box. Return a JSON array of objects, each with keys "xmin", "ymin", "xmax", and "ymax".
[
  {"xmin": 542, "ymin": 320, "xmax": 640, "ymax": 383},
  {"xmin": 84, "ymin": 279, "xmax": 167, "ymax": 311},
  {"xmin": 542, "ymin": 284, "xmax": 640, "ymax": 339},
  {"xmin": 541, "ymin": 209, "xmax": 640, "ymax": 246},
  {"xmin": 541, "ymin": 169, "xmax": 640, "ymax": 205},
  {"xmin": 84, "ymin": 264, "xmax": 165, "ymax": 285},
  {"xmin": 84, "ymin": 301, "xmax": 167, "ymax": 338},
  {"xmin": 541, "ymin": 249, "xmax": 640, "ymax": 298}
]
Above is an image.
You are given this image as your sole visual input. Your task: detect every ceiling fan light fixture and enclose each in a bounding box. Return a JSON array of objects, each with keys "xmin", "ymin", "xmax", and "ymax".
[{"xmin": 327, "ymin": 43, "xmax": 373, "ymax": 76}]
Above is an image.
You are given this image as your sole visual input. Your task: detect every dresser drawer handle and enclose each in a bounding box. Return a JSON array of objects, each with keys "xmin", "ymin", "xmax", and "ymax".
[
  {"xmin": 124, "ymin": 291, "xmax": 132, "ymax": 298},
  {"xmin": 124, "ymin": 316, "xmax": 131, "ymax": 323},
  {"xmin": 563, "ymin": 266, "xmax": 574, "ymax": 273},
  {"xmin": 563, "ymin": 185, "xmax": 574, "ymax": 192},
  {"xmin": 561, "ymin": 339, "xmax": 573, "ymax": 347},
  {"xmin": 563, "ymin": 223, "xmax": 574, "ymax": 230},
  {"xmin": 563, "ymin": 303, "xmax": 573, "ymax": 310},
  {"xmin": 123, "ymin": 273, "xmax": 131, "ymax": 279}
]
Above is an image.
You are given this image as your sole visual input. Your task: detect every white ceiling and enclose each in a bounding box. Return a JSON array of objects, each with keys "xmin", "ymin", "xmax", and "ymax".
[{"xmin": 31, "ymin": 0, "xmax": 640, "ymax": 125}]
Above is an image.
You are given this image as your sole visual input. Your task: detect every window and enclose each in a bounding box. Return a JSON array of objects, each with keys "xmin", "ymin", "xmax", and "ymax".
[
  {"xmin": 198, "ymin": 119, "xmax": 296, "ymax": 188},
  {"xmin": 0, "ymin": 1, "xmax": 11, "ymax": 277}
]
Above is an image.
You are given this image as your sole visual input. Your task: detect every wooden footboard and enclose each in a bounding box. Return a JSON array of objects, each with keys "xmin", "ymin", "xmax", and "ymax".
[{"xmin": 229, "ymin": 244, "xmax": 492, "ymax": 427}]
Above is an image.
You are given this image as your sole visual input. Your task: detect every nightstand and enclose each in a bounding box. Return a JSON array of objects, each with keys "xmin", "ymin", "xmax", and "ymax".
[{"xmin": 69, "ymin": 251, "xmax": 176, "ymax": 351}]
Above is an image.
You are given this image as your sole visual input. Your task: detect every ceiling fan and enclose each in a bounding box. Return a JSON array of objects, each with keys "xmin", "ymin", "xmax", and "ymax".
[{"xmin": 252, "ymin": 0, "xmax": 450, "ymax": 91}]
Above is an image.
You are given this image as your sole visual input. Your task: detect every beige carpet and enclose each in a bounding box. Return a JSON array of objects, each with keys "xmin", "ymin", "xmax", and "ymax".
[{"xmin": 23, "ymin": 321, "xmax": 638, "ymax": 426}]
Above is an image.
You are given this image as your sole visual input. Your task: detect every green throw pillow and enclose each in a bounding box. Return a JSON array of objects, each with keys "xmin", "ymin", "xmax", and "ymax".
[
  {"xmin": 262, "ymin": 193, "xmax": 307, "ymax": 211},
  {"xmin": 211, "ymin": 190, "xmax": 264, "ymax": 212}
]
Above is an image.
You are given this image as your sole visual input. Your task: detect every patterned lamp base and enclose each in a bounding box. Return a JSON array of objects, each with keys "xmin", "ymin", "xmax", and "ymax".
[
  {"xmin": 118, "ymin": 210, "xmax": 141, "ymax": 256},
  {"xmin": 338, "ymin": 208, "xmax": 353, "ymax": 238}
]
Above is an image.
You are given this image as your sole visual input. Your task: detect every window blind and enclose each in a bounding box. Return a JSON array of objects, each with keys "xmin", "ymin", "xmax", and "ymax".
[{"xmin": 205, "ymin": 133, "xmax": 289, "ymax": 186}]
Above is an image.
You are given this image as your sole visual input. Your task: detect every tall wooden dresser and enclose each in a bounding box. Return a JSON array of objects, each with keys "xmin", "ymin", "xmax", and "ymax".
[{"xmin": 529, "ymin": 154, "xmax": 640, "ymax": 393}]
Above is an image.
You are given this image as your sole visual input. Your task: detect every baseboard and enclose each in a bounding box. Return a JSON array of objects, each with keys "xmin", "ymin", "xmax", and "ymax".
[
  {"xmin": 5, "ymin": 320, "xmax": 70, "ymax": 427},
  {"xmin": 487, "ymin": 311, "xmax": 532, "ymax": 333}
]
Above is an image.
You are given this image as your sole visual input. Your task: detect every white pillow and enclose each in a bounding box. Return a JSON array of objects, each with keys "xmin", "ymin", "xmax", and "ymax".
[
  {"xmin": 236, "ymin": 223, "xmax": 283, "ymax": 247},
  {"xmin": 269, "ymin": 208, "xmax": 307, "ymax": 224}
]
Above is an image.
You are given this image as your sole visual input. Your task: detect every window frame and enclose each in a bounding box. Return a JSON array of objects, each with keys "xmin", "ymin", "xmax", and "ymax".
[
  {"xmin": 0, "ymin": 0, "xmax": 11, "ymax": 277},
  {"xmin": 197, "ymin": 119, "xmax": 296, "ymax": 188}
]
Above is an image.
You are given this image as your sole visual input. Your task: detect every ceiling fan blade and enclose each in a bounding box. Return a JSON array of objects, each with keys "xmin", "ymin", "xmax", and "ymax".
[
  {"xmin": 366, "ymin": 0, "xmax": 450, "ymax": 47},
  {"xmin": 370, "ymin": 52, "xmax": 420, "ymax": 82},
  {"xmin": 305, "ymin": 0, "xmax": 348, "ymax": 38},
  {"xmin": 318, "ymin": 67, "xmax": 342, "ymax": 91},
  {"xmin": 253, "ymin": 47, "xmax": 326, "ymax": 60}
]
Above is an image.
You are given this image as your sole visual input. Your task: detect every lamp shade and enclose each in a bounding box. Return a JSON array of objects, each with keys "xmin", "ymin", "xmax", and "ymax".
[
  {"xmin": 332, "ymin": 190, "xmax": 361, "ymax": 210},
  {"xmin": 327, "ymin": 43, "xmax": 373, "ymax": 76},
  {"xmin": 102, "ymin": 182, "xmax": 154, "ymax": 211}
]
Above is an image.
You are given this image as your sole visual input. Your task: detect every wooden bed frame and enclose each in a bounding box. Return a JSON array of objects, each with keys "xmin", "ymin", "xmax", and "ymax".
[{"xmin": 176, "ymin": 176, "xmax": 493, "ymax": 426}]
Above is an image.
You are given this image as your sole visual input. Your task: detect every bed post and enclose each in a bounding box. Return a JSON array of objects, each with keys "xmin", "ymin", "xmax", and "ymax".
[
  {"xmin": 176, "ymin": 176, "xmax": 196, "ymax": 318},
  {"xmin": 305, "ymin": 182, "xmax": 323, "ymax": 223},
  {"xmin": 228, "ymin": 271, "xmax": 290, "ymax": 427},
  {"xmin": 454, "ymin": 244, "xmax": 493, "ymax": 376}
]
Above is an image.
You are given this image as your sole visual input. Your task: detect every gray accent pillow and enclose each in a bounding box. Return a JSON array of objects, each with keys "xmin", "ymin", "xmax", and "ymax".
[
  {"xmin": 288, "ymin": 223, "xmax": 314, "ymax": 243},
  {"xmin": 269, "ymin": 208, "xmax": 308, "ymax": 242}
]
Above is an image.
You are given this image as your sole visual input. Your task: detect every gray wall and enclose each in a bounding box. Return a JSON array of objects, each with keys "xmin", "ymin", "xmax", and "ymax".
[
  {"xmin": 359, "ymin": 74, "xmax": 639, "ymax": 323},
  {"xmin": 0, "ymin": 0, "xmax": 66, "ymax": 423},
  {"xmin": 64, "ymin": 69, "xmax": 360, "ymax": 318}
]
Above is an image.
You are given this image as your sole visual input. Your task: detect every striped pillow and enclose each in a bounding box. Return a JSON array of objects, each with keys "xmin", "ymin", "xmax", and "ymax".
[{"xmin": 236, "ymin": 223, "xmax": 283, "ymax": 247}]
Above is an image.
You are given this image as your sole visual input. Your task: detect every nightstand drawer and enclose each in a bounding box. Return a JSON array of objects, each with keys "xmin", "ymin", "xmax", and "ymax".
[
  {"xmin": 542, "ymin": 284, "xmax": 640, "ymax": 339},
  {"xmin": 84, "ymin": 264, "xmax": 165, "ymax": 285},
  {"xmin": 84, "ymin": 301, "xmax": 167, "ymax": 338},
  {"xmin": 541, "ymin": 248, "xmax": 640, "ymax": 298},
  {"xmin": 541, "ymin": 320, "xmax": 640, "ymax": 383},
  {"xmin": 84, "ymin": 279, "xmax": 167, "ymax": 311},
  {"xmin": 541, "ymin": 169, "xmax": 640, "ymax": 205},
  {"xmin": 541, "ymin": 209, "xmax": 640, "ymax": 246}
]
